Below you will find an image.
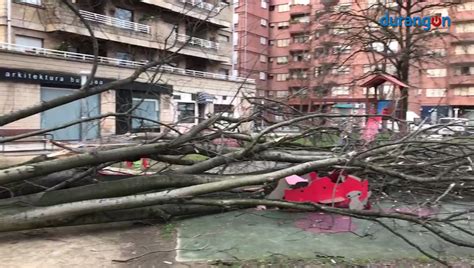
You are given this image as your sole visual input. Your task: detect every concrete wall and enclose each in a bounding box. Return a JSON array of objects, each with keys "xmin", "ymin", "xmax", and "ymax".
[{"xmin": 0, "ymin": 81, "xmax": 40, "ymax": 129}]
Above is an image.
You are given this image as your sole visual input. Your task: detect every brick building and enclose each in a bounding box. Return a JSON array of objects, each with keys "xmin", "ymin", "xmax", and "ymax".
[
  {"xmin": 234, "ymin": 0, "xmax": 474, "ymax": 124},
  {"xmin": 0, "ymin": 0, "xmax": 255, "ymax": 140}
]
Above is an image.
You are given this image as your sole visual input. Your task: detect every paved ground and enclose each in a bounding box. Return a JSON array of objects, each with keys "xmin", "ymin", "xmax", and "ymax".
[
  {"xmin": 0, "ymin": 205, "xmax": 473, "ymax": 267},
  {"xmin": 177, "ymin": 209, "xmax": 474, "ymax": 264}
]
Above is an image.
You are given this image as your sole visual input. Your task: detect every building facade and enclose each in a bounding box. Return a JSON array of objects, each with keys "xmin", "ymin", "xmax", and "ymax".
[
  {"xmin": 234, "ymin": 0, "xmax": 474, "ymax": 125},
  {"xmin": 0, "ymin": 0, "xmax": 255, "ymax": 141}
]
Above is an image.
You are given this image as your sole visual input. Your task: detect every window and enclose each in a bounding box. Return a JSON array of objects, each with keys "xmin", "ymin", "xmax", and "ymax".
[
  {"xmin": 336, "ymin": 4, "xmax": 351, "ymax": 12},
  {"xmin": 332, "ymin": 86, "xmax": 350, "ymax": 96},
  {"xmin": 454, "ymin": 66, "xmax": 474, "ymax": 76},
  {"xmin": 260, "ymin": 55, "xmax": 267, "ymax": 62},
  {"xmin": 363, "ymin": 88, "xmax": 376, "ymax": 96},
  {"xmin": 458, "ymin": 2, "xmax": 474, "ymax": 11},
  {"xmin": 261, "ymin": 0, "xmax": 268, "ymax": 9},
  {"xmin": 426, "ymin": 88, "xmax": 446, "ymax": 97},
  {"xmin": 15, "ymin": 0, "xmax": 41, "ymax": 5},
  {"xmin": 331, "ymin": 25, "xmax": 349, "ymax": 35},
  {"xmin": 428, "ymin": 49, "xmax": 446, "ymax": 57},
  {"xmin": 455, "ymin": 45, "xmax": 474, "ymax": 55},
  {"xmin": 291, "ymin": 0, "xmax": 310, "ymax": 4},
  {"xmin": 217, "ymin": 34, "xmax": 230, "ymax": 42},
  {"xmin": 364, "ymin": 64, "xmax": 396, "ymax": 74},
  {"xmin": 277, "ymin": 22, "xmax": 290, "ymax": 29},
  {"xmin": 233, "ymin": 32, "xmax": 238, "ymax": 46},
  {"xmin": 178, "ymin": 103, "xmax": 195, "ymax": 123},
  {"xmin": 115, "ymin": 7, "xmax": 133, "ymax": 22},
  {"xmin": 331, "ymin": 66, "xmax": 350, "ymax": 75},
  {"xmin": 214, "ymin": 104, "xmax": 233, "ymax": 117},
  {"xmin": 260, "ymin": 19, "xmax": 268, "ymax": 27},
  {"xmin": 15, "ymin": 35, "xmax": 43, "ymax": 48},
  {"xmin": 276, "ymin": 39, "xmax": 291, "ymax": 47},
  {"xmin": 276, "ymin": 91, "xmax": 289, "ymax": 97},
  {"xmin": 457, "ymin": 23, "xmax": 474, "ymax": 33},
  {"xmin": 363, "ymin": 86, "xmax": 394, "ymax": 98},
  {"xmin": 367, "ymin": 22, "xmax": 380, "ymax": 31},
  {"xmin": 289, "ymin": 69, "xmax": 308, "ymax": 79},
  {"xmin": 290, "ymin": 14, "xmax": 310, "ymax": 24},
  {"xmin": 292, "ymin": 34, "xmax": 309, "ymax": 43},
  {"xmin": 369, "ymin": 42, "xmax": 384, "ymax": 52},
  {"xmin": 260, "ymin": 37, "xmax": 267, "ymax": 45},
  {"xmin": 259, "ymin": 72, "xmax": 267, "ymax": 80},
  {"xmin": 314, "ymin": 47, "xmax": 328, "ymax": 57},
  {"xmin": 426, "ymin": 68, "xmax": 447, "ymax": 77},
  {"xmin": 454, "ymin": 87, "xmax": 474, "ymax": 96},
  {"xmin": 131, "ymin": 98, "xmax": 160, "ymax": 129},
  {"xmin": 276, "ymin": 73, "xmax": 289, "ymax": 81},
  {"xmin": 333, "ymin": 45, "xmax": 351, "ymax": 54},
  {"xmin": 276, "ymin": 56, "xmax": 288, "ymax": 64},
  {"xmin": 290, "ymin": 87, "xmax": 307, "ymax": 95},
  {"xmin": 277, "ymin": 4, "xmax": 290, "ymax": 12},
  {"xmin": 219, "ymin": 68, "xmax": 229, "ymax": 76},
  {"xmin": 117, "ymin": 52, "xmax": 132, "ymax": 65},
  {"xmin": 292, "ymin": 52, "xmax": 310, "ymax": 62}
]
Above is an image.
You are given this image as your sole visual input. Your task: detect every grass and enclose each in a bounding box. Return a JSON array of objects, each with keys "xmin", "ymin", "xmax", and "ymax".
[{"xmin": 161, "ymin": 223, "xmax": 175, "ymax": 240}]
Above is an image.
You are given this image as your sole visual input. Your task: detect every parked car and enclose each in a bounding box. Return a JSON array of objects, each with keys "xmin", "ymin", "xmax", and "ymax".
[{"xmin": 436, "ymin": 118, "xmax": 469, "ymax": 136}]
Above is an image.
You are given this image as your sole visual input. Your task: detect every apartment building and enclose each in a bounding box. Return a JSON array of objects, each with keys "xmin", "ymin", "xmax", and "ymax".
[
  {"xmin": 234, "ymin": 0, "xmax": 474, "ymax": 124},
  {"xmin": 0, "ymin": 0, "xmax": 255, "ymax": 141}
]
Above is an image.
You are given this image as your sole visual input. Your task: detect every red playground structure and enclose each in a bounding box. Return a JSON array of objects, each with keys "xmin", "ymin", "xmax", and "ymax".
[{"xmin": 283, "ymin": 170, "xmax": 371, "ymax": 210}]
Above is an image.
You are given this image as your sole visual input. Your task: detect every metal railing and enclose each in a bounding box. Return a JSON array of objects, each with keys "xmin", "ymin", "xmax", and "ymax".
[
  {"xmin": 79, "ymin": 10, "xmax": 151, "ymax": 34},
  {"xmin": 178, "ymin": 0, "xmax": 227, "ymax": 14},
  {"xmin": 0, "ymin": 43, "xmax": 254, "ymax": 83},
  {"xmin": 173, "ymin": 33, "xmax": 219, "ymax": 49}
]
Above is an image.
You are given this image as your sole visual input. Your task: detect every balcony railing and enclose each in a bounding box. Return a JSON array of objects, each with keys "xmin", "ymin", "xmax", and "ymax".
[
  {"xmin": 79, "ymin": 10, "xmax": 151, "ymax": 34},
  {"xmin": 179, "ymin": 0, "xmax": 227, "ymax": 14},
  {"xmin": 173, "ymin": 33, "xmax": 219, "ymax": 49},
  {"xmin": 0, "ymin": 43, "xmax": 254, "ymax": 83}
]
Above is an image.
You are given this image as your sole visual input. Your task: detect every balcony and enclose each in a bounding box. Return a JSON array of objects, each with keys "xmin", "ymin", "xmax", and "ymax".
[
  {"xmin": 289, "ymin": 42, "xmax": 309, "ymax": 51},
  {"xmin": 79, "ymin": 10, "xmax": 151, "ymax": 34},
  {"xmin": 173, "ymin": 34, "xmax": 219, "ymax": 49},
  {"xmin": 448, "ymin": 75, "xmax": 474, "ymax": 86},
  {"xmin": 450, "ymin": 54, "xmax": 474, "ymax": 65},
  {"xmin": 452, "ymin": 11, "xmax": 474, "ymax": 22},
  {"xmin": 289, "ymin": 4, "xmax": 311, "ymax": 15},
  {"xmin": 179, "ymin": 0, "xmax": 227, "ymax": 14},
  {"xmin": 289, "ymin": 23, "xmax": 310, "ymax": 33},
  {"xmin": 288, "ymin": 78, "xmax": 310, "ymax": 87},
  {"xmin": 138, "ymin": 0, "xmax": 230, "ymax": 27},
  {"xmin": 0, "ymin": 43, "xmax": 253, "ymax": 83},
  {"xmin": 288, "ymin": 60, "xmax": 311, "ymax": 69},
  {"xmin": 453, "ymin": 32, "xmax": 474, "ymax": 43}
]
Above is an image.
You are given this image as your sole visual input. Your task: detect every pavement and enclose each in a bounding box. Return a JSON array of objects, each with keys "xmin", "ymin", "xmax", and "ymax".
[
  {"xmin": 177, "ymin": 209, "xmax": 474, "ymax": 264},
  {"xmin": 0, "ymin": 204, "xmax": 472, "ymax": 267}
]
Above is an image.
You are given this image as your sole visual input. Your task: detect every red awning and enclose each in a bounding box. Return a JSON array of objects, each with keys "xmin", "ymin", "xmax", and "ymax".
[{"xmin": 360, "ymin": 74, "xmax": 410, "ymax": 88}]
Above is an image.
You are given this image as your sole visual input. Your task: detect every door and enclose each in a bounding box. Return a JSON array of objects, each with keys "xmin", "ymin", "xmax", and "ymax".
[
  {"xmin": 131, "ymin": 98, "xmax": 160, "ymax": 129},
  {"xmin": 41, "ymin": 87, "xmax": 100, "ymax": 140}
]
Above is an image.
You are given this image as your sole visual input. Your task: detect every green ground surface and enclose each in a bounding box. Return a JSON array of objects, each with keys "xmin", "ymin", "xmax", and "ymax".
[{"xmin": 177, "ymin": 209, "xmax": 474, "ymax": 264}]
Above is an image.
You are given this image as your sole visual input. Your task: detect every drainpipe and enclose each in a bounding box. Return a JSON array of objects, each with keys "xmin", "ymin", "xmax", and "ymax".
[
  {"xmin": 7, "ymin": 0, "xmax": 12, "ymax": 45},
  {"xmin": 230, "ymin": 1, "xmax": 236, "ymax": 77}
]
